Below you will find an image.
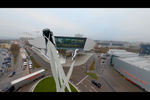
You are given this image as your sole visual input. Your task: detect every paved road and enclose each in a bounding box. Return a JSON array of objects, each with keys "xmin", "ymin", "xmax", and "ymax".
[{"xmin": 27, "ymin": 47, "xmax": 52, "ymax": 75}]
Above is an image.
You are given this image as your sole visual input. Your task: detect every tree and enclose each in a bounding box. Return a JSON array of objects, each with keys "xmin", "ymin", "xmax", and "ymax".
[{"xmin": 10, "ymin": 43, "xmax": 20, "ymax": 57}]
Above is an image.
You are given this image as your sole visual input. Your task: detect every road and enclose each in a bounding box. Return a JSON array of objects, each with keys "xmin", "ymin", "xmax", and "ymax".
[{"xmin": 18, "ymin": 46, "xmax": 52, "ymax": 92}]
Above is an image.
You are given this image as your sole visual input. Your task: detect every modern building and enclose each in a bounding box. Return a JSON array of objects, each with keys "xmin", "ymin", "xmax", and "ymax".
[
  {"xmin": 139, "ymin": 44, "xmax": 150, "ymax": 56},
  {"xmin": 28, "ymin": 35, "xmax": 96, "ymax": 65},
  {"xmin": 55, "ymin": 36, "xmax": 95, "ymax": 51},
  {"xmin": 29, "ymin": 36, "xmax": 96, "ymax": 52},
  {"xmin": 108, "ymin": 49, "xmax": 150, "ymax": 92}
]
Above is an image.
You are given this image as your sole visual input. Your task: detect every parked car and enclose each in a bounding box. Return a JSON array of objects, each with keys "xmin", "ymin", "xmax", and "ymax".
[
  {"xmin": 9, "ymin": 71, "xmax": 15, "ymax": 77},
  {"xmin": 91, "ymin": 80, "xmax": 102, "ymax": 88},
  {"xmin": 28, "ymin": 60, "xmax": 32, "ymax": 65},
  {"xmin": 23, "ymin": 62, "xmax": 27, "ymax": 67},
  {"xmin": 4, "ymin": 57, "xmax": 11, "ymax": 61},
  {"xmin": 23, "ymin": 62, "xmax": 27, "ymax": 70},
  {"xmin": 29, "ymin": 64, "xmax": 32, "ymax": 69},
  {"xmin": 2, "ymin": 61, "xmax": 10, "ymax": 65}
]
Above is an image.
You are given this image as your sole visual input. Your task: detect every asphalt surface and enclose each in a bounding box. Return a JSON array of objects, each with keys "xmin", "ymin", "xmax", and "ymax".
[{"xmin": 69, "ymin": 53, "xmax": 144, "ymax": 92}]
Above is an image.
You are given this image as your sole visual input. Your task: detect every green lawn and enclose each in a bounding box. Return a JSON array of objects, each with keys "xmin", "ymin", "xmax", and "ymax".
[
  {"xmin": 85, "ymin": 72, "xmax": 98, "ymax": 80},
  {"xmin": 26, "ymin": 49, "xmax": 42, "ymax": 69},
  {"xmin": 89, "ymin": 61, "xmax": 95, "ymax": 70},
  {"xmin": 14, "ymin": 56, "xmax": 17, "ymax": 65},
  {"xmin": 30, "ymin": 56, "xmax": 42, "ymax": 69},
  {"xmin": 33, "ymin": 76, "xmax": 78, "ymax": 92}
]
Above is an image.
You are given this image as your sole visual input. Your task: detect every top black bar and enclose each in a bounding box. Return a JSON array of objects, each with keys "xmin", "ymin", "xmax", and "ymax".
[{"xmin": 0, "ymin": 0, "xmax": 150, "ymax": 8}]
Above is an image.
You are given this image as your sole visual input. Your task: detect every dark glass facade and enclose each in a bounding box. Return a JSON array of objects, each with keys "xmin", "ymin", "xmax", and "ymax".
[
  {"xmin": 139, "ymin": 44, "xmax": 150, "ymax": 55},
  {"xmin": 54, "ymin": 36, "xmax": 87, "ymax": 50}
]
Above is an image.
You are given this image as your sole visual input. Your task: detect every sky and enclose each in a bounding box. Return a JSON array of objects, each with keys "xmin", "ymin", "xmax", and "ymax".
[{"xmin": 0, "ymin": 8, "xmax": 150, "ymax": 42}]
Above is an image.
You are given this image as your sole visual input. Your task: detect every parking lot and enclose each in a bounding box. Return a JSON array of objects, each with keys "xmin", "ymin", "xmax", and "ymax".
[{"xmin": 70, "ymin": 53, "xmax": 144, "ymax": 92}]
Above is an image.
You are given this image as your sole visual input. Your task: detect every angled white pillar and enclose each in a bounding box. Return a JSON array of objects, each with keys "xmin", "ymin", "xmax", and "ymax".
[{"xmin": 44, "ymin": 35, "xmax": 78, "ymax": 92}]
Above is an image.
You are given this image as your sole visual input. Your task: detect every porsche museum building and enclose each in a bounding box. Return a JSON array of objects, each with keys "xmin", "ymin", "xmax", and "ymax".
[
  {"xmin": 28, "ymin": 36, "xmax": 96, "ymax": 64},
  {"xmin": 28, "ymin": 35, "xmax": 95, "ymax": 53}
]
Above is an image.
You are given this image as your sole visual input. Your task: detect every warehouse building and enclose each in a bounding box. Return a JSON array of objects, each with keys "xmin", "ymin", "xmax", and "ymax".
[
  {"xmin": 94, "ymin": 40, "xmax": 129, "ymax": 48},
  {"xmin": 108, "ymin": 49, "xmax": 150, "ymax": 92}
]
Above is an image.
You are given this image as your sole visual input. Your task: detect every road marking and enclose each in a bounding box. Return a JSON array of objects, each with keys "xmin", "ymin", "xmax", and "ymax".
[
  {"xmin": 76, "ymin": 75, "xmax": 88, "ymax": 86},
  {"xmin": 90, "ymin": 85, "xmax": 97, "ymax": 92}
]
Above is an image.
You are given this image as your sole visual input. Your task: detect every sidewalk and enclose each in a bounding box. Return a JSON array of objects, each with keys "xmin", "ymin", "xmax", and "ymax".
[{"xmin": 62, "ymin": 53, "xmax": 94, "ymax": 67}]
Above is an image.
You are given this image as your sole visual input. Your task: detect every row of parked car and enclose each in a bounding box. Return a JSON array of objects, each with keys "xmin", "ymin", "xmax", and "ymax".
[
  {"xmin": 23, "ymin": 58, "xmax": 32, "ymax": 70},
  {"xmin": 2, "ymin": 57, "xmax": 11, "ymax": 67}
]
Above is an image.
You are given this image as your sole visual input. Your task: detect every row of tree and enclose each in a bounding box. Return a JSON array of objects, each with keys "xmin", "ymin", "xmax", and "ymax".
[{"xmin": 10, "ymin": 43, "xmax": 20, "ymax": 58}]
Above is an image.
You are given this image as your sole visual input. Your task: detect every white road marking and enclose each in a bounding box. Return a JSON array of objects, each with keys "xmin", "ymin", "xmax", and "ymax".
[
  {"xmin": 90, "ymin": 85, "xmax": 98, "ymax": 92},
  {"xmin": 76, "ymin": 75, "xmax": 88, "ymax": 86}
]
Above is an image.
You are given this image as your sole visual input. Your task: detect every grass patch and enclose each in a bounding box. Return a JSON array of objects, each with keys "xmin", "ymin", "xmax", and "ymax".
[
  {"xmin": 26, "ymin": 49, "xmax": 42, "ymax": 69},
  {"xmin": 89, "ymin": 60, "xmax": 95, "ymax": 70},
  {"xmin": 14, "ymin": 56, "xmax": 17, "ymax": 65},
  {"xmin": 85, "ymin": 72, "xmax": 98, "ymax": 80},
  {"xmin": 34, "ymin": 76, "xmax": 78, "ymax": 92},
  {"xmin": 26, "ymin": 49, "xmax": 30, "ymax": 56},
  {"xmin": 30, "ymin": 56, "xmax": 42, "ymax": 69},
  {"xmin": 45, "ymin": 68, "xmax": 48, "ymax": 71}
]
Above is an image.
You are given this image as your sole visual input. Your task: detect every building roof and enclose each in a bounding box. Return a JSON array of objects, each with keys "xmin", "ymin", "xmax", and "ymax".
[
  {"xmin": 118, "ymin": 56, "xmax": 150, "ymax": 71},
  {"xmin": 108, "ymin": 49, "xmax": 138, "ymax": 57},
  {"xmin": 110, "ymin": 49, "xmax": 150, "ymax": 71},
  {"xmin": 11, "ymin": 69, "xmax": 45, "ymax": 85}
]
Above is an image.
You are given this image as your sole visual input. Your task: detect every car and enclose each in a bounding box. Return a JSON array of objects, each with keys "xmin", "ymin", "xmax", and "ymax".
[
  {"xmin": 2, "ymin": 61, "xmax": 10, "ymax": 65},
  {"xmin": 101, "ymin": 57, "xmax": 106, "ymax": 60},
  {"xmin": 9, "ymin": 71, "xmax": 15, "ymax": 77},
  {"xmin": 29, "ymin": 64, "xmax": 32, "ymax": 69},
  {"xmin": 91, "ymin": 80, "xmax": 102, "ymax": 88},
  {"xmin": 23, "ymin": 62, "xmax": 27, "ymax": 66},
  {"xmin": 28, "ymin": 60, "xmax": 32, "ymax": 65},
  {"xmin": 4, "ymin": 57, "xmax": 11, "ymax": 61}
]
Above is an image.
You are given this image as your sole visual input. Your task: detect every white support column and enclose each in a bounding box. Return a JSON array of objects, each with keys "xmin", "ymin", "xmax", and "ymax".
[{"xmin": 44, "ymin": 35, "xmax": 77, "ymax": 92}]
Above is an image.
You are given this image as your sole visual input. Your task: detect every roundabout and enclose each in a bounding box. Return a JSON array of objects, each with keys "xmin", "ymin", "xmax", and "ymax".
[{"xmin": 33, "ymin": 76, "xmax": 79, "ymax": 92}]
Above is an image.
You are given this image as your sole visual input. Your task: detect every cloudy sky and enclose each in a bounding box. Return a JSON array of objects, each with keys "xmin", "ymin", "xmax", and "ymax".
[{"xmin": 0, "ymin": 8, "xmax": 150, "ymax": 42}]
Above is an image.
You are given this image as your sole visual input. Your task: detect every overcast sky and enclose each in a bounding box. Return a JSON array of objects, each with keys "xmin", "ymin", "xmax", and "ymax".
[{"xmin": 0, "ymin": 8, "xmax": 150, "ymax": 42}]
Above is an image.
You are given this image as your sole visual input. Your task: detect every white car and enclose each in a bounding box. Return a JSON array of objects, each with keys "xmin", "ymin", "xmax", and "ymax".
[
  {"xmin": 23, "ymin": 62, "xmax": 27, "ymax": 66},
  {"xmin": 28, "ymin": 60, "xmax": 32, "ymax": 65},
  {"xmin": 29, "ymin": 64, "xmax": 32, "ymax": 69}
]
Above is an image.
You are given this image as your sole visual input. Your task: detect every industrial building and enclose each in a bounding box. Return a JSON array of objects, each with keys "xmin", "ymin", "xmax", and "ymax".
[
  {"xmin": 94, "ymin": 40, "xmax": 130, "ymax": 48},
  {"xmin": 108, "ymin": 49, "xmax": 150, "ymax": 92}
]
